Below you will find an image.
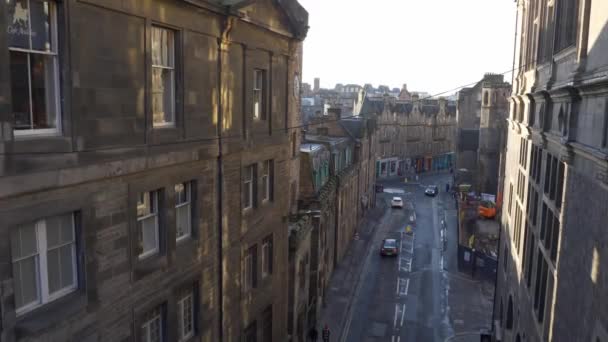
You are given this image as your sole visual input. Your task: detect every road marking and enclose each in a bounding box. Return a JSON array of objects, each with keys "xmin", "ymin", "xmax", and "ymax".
[
  {"xmin": 399, "ymin": 257, "xmax": 411, "ymax": 272},
  {"xmin": 393, "ymin": 303, "xmax": 406, "ymax": 328},
  {"xmin": 391, "ymin": 336, "xmax": 401, "ymax": 342},
  {"xmin": 396, "ymin": 277, "xmax": 409, "ymax": 296}
]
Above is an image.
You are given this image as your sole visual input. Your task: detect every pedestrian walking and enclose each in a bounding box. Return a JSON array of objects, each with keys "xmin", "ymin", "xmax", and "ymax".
[
  {"xmin": 322, "ymin": 325, "xmax": 331, "ymax": 342},
  {"xmin": 308, "ymin": 327, "xmax": 319, "ymax": 342}
]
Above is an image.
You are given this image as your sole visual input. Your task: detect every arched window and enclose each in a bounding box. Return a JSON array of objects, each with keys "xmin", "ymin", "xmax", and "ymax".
[
  {"xmin": 506, "ymin": 296, "xmax": 514, "ymax": 330},
  {"xmin": 483, "ymin": 91, "xmax": 489, "ymax": 105}
]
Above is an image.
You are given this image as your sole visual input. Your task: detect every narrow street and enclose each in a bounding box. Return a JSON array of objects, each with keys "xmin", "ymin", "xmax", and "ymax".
[
  {"xmin": 339, "ymin": 173, "xmax": 452, "ymax": 342},
  {"xmin": 318, "ymin": 172, "xmax": 494, "ymax": 342}
]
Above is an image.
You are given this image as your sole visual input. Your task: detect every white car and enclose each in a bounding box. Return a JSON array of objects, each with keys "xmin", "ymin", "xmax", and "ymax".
[{"xmin": 391, "ymin": 196, "xmax": 404, "ymax": 208}]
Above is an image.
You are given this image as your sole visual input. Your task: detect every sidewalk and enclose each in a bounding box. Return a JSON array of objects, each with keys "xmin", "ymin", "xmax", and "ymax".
[{"xmin": 317, "ymin": 198, "xmax": 387, "ymax": 341}]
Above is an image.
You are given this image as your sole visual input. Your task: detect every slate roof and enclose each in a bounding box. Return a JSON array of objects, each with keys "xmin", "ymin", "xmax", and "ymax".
[
  {"xmin": 339, "ymin": 119, "xmax": 365, "ymax": 139},
  {"xmin": 391, "ymin": 102, "xmax": 413, "ymax": 114},
  {"xmin": 359, "ymin": 98, "xmax": 385, "ymax": 116}
]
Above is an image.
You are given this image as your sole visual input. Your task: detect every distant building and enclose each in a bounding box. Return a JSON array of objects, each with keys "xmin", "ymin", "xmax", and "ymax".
[
  {"xmin": 358, "ymin": 94, "xmax": 457, "ymax": 177},
  {"xmin": 456, "ymin": 74, "xmax": 511, "ymax": 195},
  {"xmin": 314, "ymin": 77, "xmax": 320, "ymax": 92}
]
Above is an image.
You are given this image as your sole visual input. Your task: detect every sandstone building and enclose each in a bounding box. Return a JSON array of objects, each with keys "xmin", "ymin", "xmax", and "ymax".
[
  {"xmin": 456, "ymin": 74, "xmax": 511, "ymax": 195},
  {"xmin": 358, "ymin": 94, "xmax": 457, "ymax": 178},
  {"xmin": 0, "ymin": 1, "xmax": 308, "ymax": 341},
  {"xmin": 494, "ymin": 0, "xmax": 608, "ymax": 341}
]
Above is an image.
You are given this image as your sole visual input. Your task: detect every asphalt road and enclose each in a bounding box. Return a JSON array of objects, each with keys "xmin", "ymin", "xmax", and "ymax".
[{"xmin": 342, "ymin": 173, "xmax": 454, "ymax": 342}]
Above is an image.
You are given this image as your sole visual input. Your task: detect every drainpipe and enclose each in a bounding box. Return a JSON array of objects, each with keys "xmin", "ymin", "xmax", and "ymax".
[{"xmin": 216, "ymin": 15, "xmax": 234, "ymax": 342}]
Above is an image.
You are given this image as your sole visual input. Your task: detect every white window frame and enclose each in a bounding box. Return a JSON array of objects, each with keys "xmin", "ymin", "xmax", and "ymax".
[
  {"xmin": 175, "ymin": 182, "xmax": 192, "ymax": 242},
  {"xmin": 137, "ymin": 190, "xmax": 160, "ymax": 259},
  {"xmin": 151, "ymin": 25, "xmax": 175, "ymax": 128},
  {"xmin": 177, "ymin": 291, "xmax": 195, "ymax": 341},
  {"xmin": 253, "ymin": 69, "xmax": 265, "ymax": 120},
  {"xmin": 261, "ymin": 237, "xmax": 272, "ymax": 278},
  {"xmin": 11, "ymin": 213, "xmax": 77, "ymax": 316},
  {"xmin": 9, "ymin": 0, "xmax": 61, "ymax": 137},
  {"xmin": 261, "ymin": 160, "xmax": 271, "ymax": 202},
  {"xmin": 142, "ymin": 306, "xmax": 164, "ymax": 342},
  {"xmin": 244, "ymin": 165, "xmax": 254, "ymax": 209}
]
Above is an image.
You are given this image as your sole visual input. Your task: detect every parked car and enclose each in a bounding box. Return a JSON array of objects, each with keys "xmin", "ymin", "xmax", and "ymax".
[
  {"xmin": 425, "ymin": 185, "xmax": 438, "ymax": 196},
  {"xmin": 391, "ymin": 196, "xmax": 404, "ymax": 208},
  {"xmin": 380, "ymin": 238, "xmax": 399, "ymax": 256}
]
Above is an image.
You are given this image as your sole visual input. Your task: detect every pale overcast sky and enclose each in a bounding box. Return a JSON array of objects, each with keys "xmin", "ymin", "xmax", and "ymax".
[{"xmin": 298, "ymin": 0, "xmax": 517, "ymax": 95}]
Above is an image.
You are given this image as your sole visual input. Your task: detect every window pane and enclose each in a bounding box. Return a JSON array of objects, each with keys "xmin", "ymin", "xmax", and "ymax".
[
  {"xmin": 12, "ymin": 223, "xmax": 38, "ymax": 260},
  {"xmin": 46, "ymin": 213, "xmax": 74, "ymax": 248},
  {"xmin": 7, "ymin": 0, "xmax": 30, "ymax": 49},
  {"xmin": 175, "ymin": 183, "xmax": 190, "ymax": 204},
  {"xmin": 244, "ymin": 183, "xmax": 251, "ymax": 208},
  {"xmin": 152, "ymin": 27, "xmax": 173, "ymax": 67},
  {"xmin": 14, "ymin": 257, "xmax": 39, "ymax": 309},
  {"xmin": 140, "ymin": 216, "xmax": 158, "ymax": 256},
  {"xmin": 138, "ymin": 192, "xmax": 155, "ymax": 217},
  {"xmin": 29, "ymin": 0, "xmax": 53, "ymax": 52},
  {"xmin": 152, "ymin": 67, "xmax": 174, "ymax": 125},
  {"xmin": 30, "ymin": 53, "xmax": 57, "ymax": 129},
  {"xmin": 60, "ymin": 244, "xmax": 75, "ymax": 289},
  {"xmin": 10, "ymin": 51, "xmax": 31, "ymax": 129},
  {"xmin": 179, "ymin": 293, "xmax": 194, "ymax": 339},
  {"xmin": 176, "ymin": 204, "xmax": 191, "ymax": 239},
  {"xmin": 47, "ymin": 247, "xmax": 61, "ymax": 293},
  {"xmin": 143, "ymin": 306, "xmax": 163, "ymax": 342}
]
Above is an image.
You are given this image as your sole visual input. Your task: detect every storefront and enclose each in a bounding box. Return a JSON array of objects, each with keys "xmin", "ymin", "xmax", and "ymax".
[
  {"xmin": 376, "ymin": 157, "xmax": 399, "ymax": 178},
  {"xmin": 432, "ymin": 153, "xmax": 454, "ymax": 171}
]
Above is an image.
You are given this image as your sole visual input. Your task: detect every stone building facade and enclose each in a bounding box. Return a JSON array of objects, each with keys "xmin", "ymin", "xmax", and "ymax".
[
  {"xmin": 0, "ymin": 1, "xmax": 308, "ymax": 341},
  {"xmin": 494, "ymin": 1, "xmax": 608, "ymax": 341},
  {"xmin": 456, "ymin": 74, "xmax": 511, "ymax": 195},
  {"xmin": 283, "ymin": 109, "xmax": 377, "ymax": 340},
  {"xmin": 288, "ymin": 143, "xmax": 336, "ymax": 342},
  {"xmin": 358, "ymin": 94, "xmax": 457, "ymax": 178}
]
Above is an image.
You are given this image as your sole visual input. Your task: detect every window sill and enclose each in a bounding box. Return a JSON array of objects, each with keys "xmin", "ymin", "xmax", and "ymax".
[
  {"xmin": 13, "ymin": 129, "xmax": 61, "ymax": 139},
  {"xmin": 134, "ymin": 253, "xmax": 168, "ymax": 281},
  {"xmin": 14, "ymin": 291, "xmax": 87, "ymax": 338},
  {"xmin": 152, "ymin": 123, "xmax": 176, "ymax": 129},
  {"xmin": 7, "ymin": 135, "xmax": 72, "ymax": 154}
]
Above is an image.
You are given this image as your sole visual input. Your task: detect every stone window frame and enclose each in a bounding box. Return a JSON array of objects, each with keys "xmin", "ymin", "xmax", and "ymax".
[
  {"xmin": 1, "ymin": 192, "xmax": 94, "ymax": 335},
  {"xmin": 176, "ymin": 284, "xmax": 198, "ymax": 342},
  {"xmin": 137, "ymin": 189, "xmax": 162, "ymax": 260},
  {"xmin": 243, "ymin": 164, "xmax": 256, "ymax": 210},
  {"xmin": 243, "ymin": 244, "xmax": 258, "ymax": 292},
  {"xmin": 253, "ymin": 68, "xmax": 267, "ymax": 120},
  {"xmin": 8, "ymin": 0, "xmax": 62, "ymax": 137},
  {"xmin": 174, "ymin": 181, "xmax": 195, "ymax": 243},
  {"xmin": 261, "ymin": 234, "xmax": 273, "ymax": 278},
  {"xmin": 10, "ymin": 212, "xmax": 78, "ymax": 316},
  {"xmin": 150, "ymin": 25, "xmax": 177, "ymax": 128}
]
